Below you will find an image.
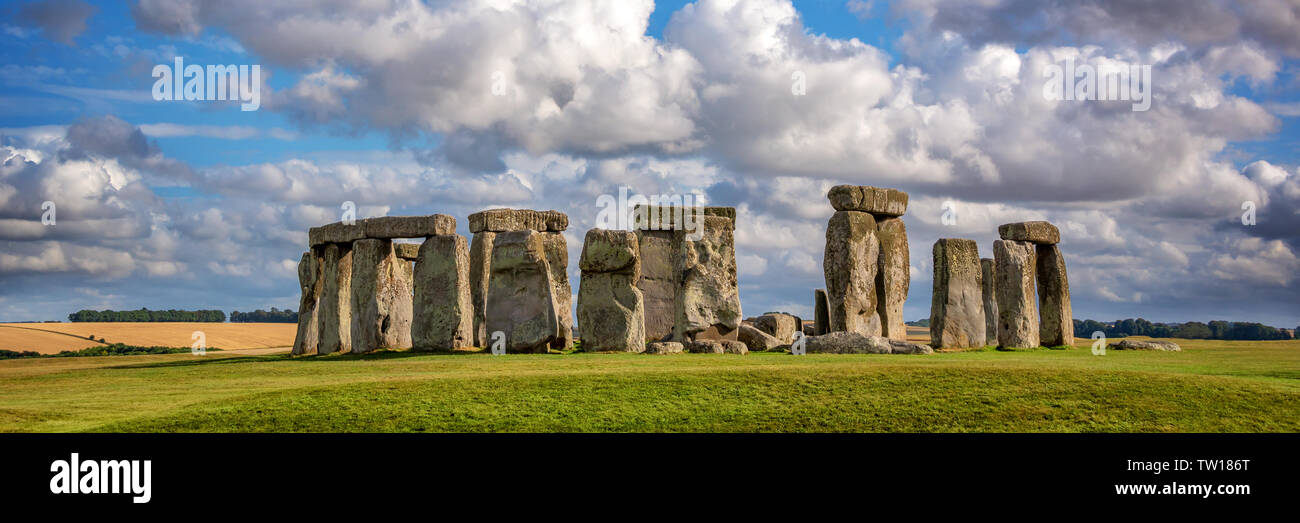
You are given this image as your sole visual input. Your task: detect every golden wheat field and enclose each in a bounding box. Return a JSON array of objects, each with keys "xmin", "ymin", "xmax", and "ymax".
[{"xmin": 0, "ymin": 322, "xmax": 297, "ymax": 354}]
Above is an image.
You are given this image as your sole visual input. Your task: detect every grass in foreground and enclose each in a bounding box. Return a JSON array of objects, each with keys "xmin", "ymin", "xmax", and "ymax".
[{"xmin": 0, "ymin": 337, "xmax": 1296, "ymax": 432}]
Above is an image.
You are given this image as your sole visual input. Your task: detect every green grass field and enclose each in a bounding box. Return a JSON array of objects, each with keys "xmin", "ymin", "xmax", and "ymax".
[{"xmin": 1, "ymin": 337, "xmax": 1297, "ymax": 432}]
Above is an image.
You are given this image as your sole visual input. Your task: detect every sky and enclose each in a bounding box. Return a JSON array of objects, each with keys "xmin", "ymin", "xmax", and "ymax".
[{"xmin": 0, "ymin": 0, "xmax": 1298, "ymax": 328}]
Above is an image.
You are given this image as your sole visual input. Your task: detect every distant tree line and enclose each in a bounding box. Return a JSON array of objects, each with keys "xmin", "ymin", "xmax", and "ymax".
[
  {"xmin": 230, "ymin": 307, "xmax": 298, "ymax": 323},
  {"xmin": 1074, "ymin": 318, "xmax": 1294, "ymax": 341},
  {"xmin": 67, "ymin": 308, "xmax": 226, "ymax": 322}
]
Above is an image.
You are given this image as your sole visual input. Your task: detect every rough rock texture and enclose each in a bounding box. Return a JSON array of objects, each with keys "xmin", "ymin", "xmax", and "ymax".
[
  {"xmin": 643, "ymin": 341, "xmax": 684, "ymax": 354},
  {"xmin": 468, "ymin": 208, "xmax": 567, "ymax": 233},
  {"xmin": 309, "ymin": 215, "xmax": 455, "ymax": 246},
  {"xmin": 1109, "ymin": 339, "xmax": 1181, "ymax": 351},
  {"xmin": 291, "ymin": 251, "xmax": 321, "ymax": 355},
  {"xmin": 541, "ymin": 231, "xmax": 574, "ymax": 350},
  {"xmin": 688, "ymin": 339, "xmax": 748, "ymax": 354},
  {"xmin": 308, "ymin": 222, "xmax": 364, "ymax": 246},
  {"xmin": 485, "ymin": 230, "xmax": 559, "ymax": 353},
  {"xmin": 753, "ymin": 313, "xmax": 798, "ymax": 344},
  {"xmin": 980, "ymin": 258, "xmax": 998, "ymax": 344},
  {"xmin": 994, "ymin": 240, "xmax": 1039, "ymax": 348},
  {"xmin": 1035, "ymin": 244, "xmax": 1074, "ymax": 347},
  {"xmin": 395, "ymin": 242, "xmax": 420, "ymax": 260},
  {"xmin": 635, "ymin": 229, "xmax": 676, "ymax": 341},
  {"xmin": 876, "ymin": 217, "xmax": 910, "ymax": 341},
  {"xmin": 316, "ymin": 243, "xmax": 352, "ymax": 354},
  {"xmin": 633, "ymin": 204, "xmax": 736, "ymax": 230},
  {"xmin": 804, "ymin": 331, "xmax": 933, "ymax": 355},
  {"xmin": 929, "ymin": 239, "xmax": 986, "ymax": 349},
  {"xmin": 468, "ymin": 231, "xmax": 495, "ymax": 347},
  {"xmin": 738, "ymin": 324, "xmax": 784, "ymax": 351},
  {"xmin": 814, "ymin": 288, "xmax": 829, "ymax": 335},
  {"xmin": 824, "ymin": 210, "xmax": 881, "ymax": 336},
  {"xmin": 577, "ymin": 229, "xmax": 645, "ymax": 352},
  {"xmin": 350, "ymin": 239, "xmax": 413, "ymax": 353},
  {"xmin": 827, "ymin": 185, "xmax": 908, "ymax": 216},
  {"xmin": 412, "ymin": 234, "xmax": 473, "ymax": 351},
  {"xmin": 673, "ymin": 215, "xmax": 741, "ymax": 342},
  {"xmin": 998, "ymin": 221, "xmax": 1060, "ymax": 245}
]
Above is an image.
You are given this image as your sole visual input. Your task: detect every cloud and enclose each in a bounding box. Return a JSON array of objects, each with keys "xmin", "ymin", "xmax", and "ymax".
[{"xmin": 16, "ymin": 0, "xmax": 96, "ymax": 46}]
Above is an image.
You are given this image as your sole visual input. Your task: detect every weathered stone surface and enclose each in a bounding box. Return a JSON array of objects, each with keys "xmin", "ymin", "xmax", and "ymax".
[
  {"xmin": 995, "ymin": 240, "xmax": 1039, "ymax": 348},
  {"xmin": 827, "ymin": 185, "xmax": 909, "ymax": 216},
  {"xmin": 753, "ymin": 313, "xmax": 798, "ymax": 344},
  {"xmin": 688, "ymin": 339, "xmax": 748, "ymax": 354},
  {"xmin": 673, "ymin": 215, "xmax": 742, "ymax": 342},
  {"xmin": 577, "ymin": 229, "xmax": 645, "ymax": 352},
  {"xmin": 468, "ymin": 231, "xmax": 495, "ymax": 347},
  {"xmin": 362, "ymin": 214, "xmax": 456, "ymax": 239},
  {"xmin": 998, "ymin": 221, "xmax": 1060, "ymax": 244},
  {"xmin": 644, "ymin": 341, "xmax": 684, "ymax": 354},
  {"xmin": 1109, "ymin": 339, "xmax": 1181, "ymax": 351},
  {"xmin": 633, "ymin": 204, "xmax": 736, "ymax": 230},
  {"xmin": 824, "ymin": 210, "xmax": 881, "ymax": 336},
  {"xmin": 316, "ymin": 243, "xmax": 352, "ymax": 354},
  {"xmin": 486, "ymin": 230, "xmax": 559, "ymax": 353},
  {"xmin": 804, "ymin": 331, "xmax": 933, "ymax": 355},
  {"xmin": 635, "ymin": 229, "xmax": 676, "ymax": 341},
  {"xmin": 395, "ymin": 242, "xmax": 421, "ymax": 260},
  {"xmin": 540, "ymin": 232, "xmax": 573, "ymax": 350},
  {"xmin": 876, "ymin": 217, "xmax": 910, "ymax": 341},
  {"xmin": 814, "ymin": 288, "xmax": 829, "ymax": 335},
  {"xmin": 291, "ymin": 251, "xmax": 321, "ymax": 355},
  {"xmin": 1036, "ymin": 244, "xmax": 1074, "ymax": 347},
  {"xmin": 981, "ymin": 258, "xmax": 998, "ymax": 344},
  {"xmin": 468, "ymin": 208, "xmax": 567, "ymax": 233},
  {"xmin": 738, "ymin": 324, "xmax": 784, "ymax": 351},
  {"xmin": 929, "ymin": 239, "xmax": 986, "ymax": 349},
  {"xmin": 308, "ymin": 222, "xmax": 363, "ymax": 246},
  {"xmin": 350, "ymin": 239, "xmax": 413, "ymax": 353},
  {"xmin": 412, "ymin": 234, "xmax": 473, "ymax": 351}
]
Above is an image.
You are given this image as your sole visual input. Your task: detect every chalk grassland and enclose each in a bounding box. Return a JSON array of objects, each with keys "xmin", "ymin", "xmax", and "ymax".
[
  {"xmin": 0, "ymin": 323, "xmax": 297, "ymax": 354},
  {"xmin": 0, "ymin": 336, "xmax": 1296, "ymax": 432}
]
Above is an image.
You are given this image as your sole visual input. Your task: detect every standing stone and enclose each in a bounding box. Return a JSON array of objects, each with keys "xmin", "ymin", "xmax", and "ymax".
[
  {"xmin": 753, "ymin": 313, "xmax": 798, "ymax": 344},
  {"xmin": 995, "ymin": 240, "xmax": 1039, "ymax": 348},
  {"xmin": 1036, "ymin": 244, "xmax": 1074, "ymax": 347},
  {"xmin": 876, "ymin": 217, "xmax": 909, "ymax": 341},
  {"xmin": 823, "ymin": 210, "xmax": 881, "ymax": 336},
  {"xmin": 577, "ymin": 229, "xmax": 645, "ymax": 352},
  {"xmin": 486, "ymin": 230, "xmax": 559, "ymax": 353},
  {"xmin": 635, "ymin": 229, "xmax": 676, "ymax": 341},
  {"xmin": 291, "ymin": 251, "xmax": 321, "ymax": 355},
  {"xmin": 317, "ymin": 242, "xmax": 352, "ymax": 355},
  {"xmin": 350, "ymin": 239, "xmax": 413, "ymax": 353},
  {"xmin": 541, "ymin": 232, "xmax": 574, "ymax": 350},
  {"xmin": 469, "ymin": 231, "xmax": 496, "ymax": 347},
  {"xmin": 980, "ymin": 258, "xmax": 998, "ymax": 344},
  {"xmin": 814, "ymin": 289, "xmax": 829, "ymax": 335},
  {"xmin": 673, "ymin": 215, "xmax": 742, "ymax": 342},
  {"xmin": 929, "ymin": 239, "xmax": 986, "ymax": 349},
  {"xmin": 412, "ymin": 234, "xmax": 473, "ymax": 351}
]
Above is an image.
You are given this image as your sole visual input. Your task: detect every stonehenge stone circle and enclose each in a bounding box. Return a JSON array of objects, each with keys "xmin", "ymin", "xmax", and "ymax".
[
  {"xmin": 980, "ymin": 258, "xmax": 998, "ymax": 344},
  {"xmin": 291, "ymin": 251, "xmax": 321, "ymax": 355},
  {"xmin": 350, "ymin": 238, "xmax": 413, "ymax": 353},
  {"xmin": 1035, "ymin": 244, "xmax": 1074, "ymax": 347},
  {"xmin": 824, "ymin": 210, "xmax": 881, "ymax": 336},
  {"xmin": 468, "ymin": 209, "xmax": 572, "ymax": 350},
  {"xmin": 485, "ymin": 230, "xmax": 560, "ymax": 353},
  {"xmin": 316, "ymin": 242, "xmax": 353, "ymax": 354},
  {"xmin": 577, "ymin": 229, "xmax": 645, "ymax": 352},
  {"xmin": 876, "ymin": 216, "xmax": 910, "ymax": 340},
  {"xmin": 994, "ymin": 239, "xmax": 1039, "ymax": 348},
  {"xmin": 929, "ymin": 239, "xmax": 986, "ymax": 349},
  {"xmin": 672, "ymin": 214, "xmax": 742, "ymax": 343},
  {"xmin": 412, "ymin": 234, "xmax": 473, "ymax": 351},
  {"xmin": 813, "ymin": 288, "xmax": 829, "ymax": 335}
]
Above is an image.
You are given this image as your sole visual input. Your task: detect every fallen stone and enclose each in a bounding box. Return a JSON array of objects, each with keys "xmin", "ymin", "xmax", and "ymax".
[
  {"xmin": 827, "ymin": 185, "xmax": 909, "ymax": 216},
  {"xmin": 814, "ymin": 288, "xmax": 829, "ymax": 335},
  {"xmin": 1036, "ymin": 244, "xmax": 1074, "ymax": 347},
  {"xmin": 876, "ymin": 216, "xmax": 910, "ymax": 340},
  {"xmin": 412, "ymin": 234, "xmax": 474, "ymax": 351},
  {"xmin": 350, "ymin": 239, "xmax": 413, "ymax": 353},
  {"xmin": 738, "ymin": 324, "xmax": 784, "ymax": 351},
  {"xmin": 291, "ymin": 251, "xmax": 321, "ymax": 355},
  {"xmin": 468, "ymin": 208, "xmax": 567, "ymax": 233},
  {"xmin": 635, "ymin": 229, "xmax": 676, "ymax": 341},
  {"xmin": 995, "ymin": 239, "xmax": 1039, "ymax": 348},
  {"xmin": 929, "ymin": 239, "xmax": 986, "ymax": 349},
  {"xmin": 316, "ymin": 243, "xmax": 352, "ymax": 354},
  {"xmin": 688, "ymin": 339, "xmax": 748, "ymax": 354},
  {"xmin": 485, "ymin": 230, "xmax": 559, "ymax": 353},
  {"xmin": 577, "ymin": 229, "xmax": 645, "ymax": 352},
  {"xmin": 824, "ymin": 210, "xmax": 881, "ymax": 336},
  {"xmin": 980, "ymin": 258, "xmax": 998, "ymax": 345},
  {"xmin": 753, "ymin": 313, "xmax": 799, "ymax": 344},
  {"xmin": 998, "ymin": 221, "xmax": 1060, "ymax": 244},
  {"xmin": 804, "ymin": 331, "xmax": 933, "ymax": 355},
  {"xmin": 673, "ymin": 215, "xmax": 742, "ymax": 342},
  {"xmin": 644, "ymin": 341, "xmax": 684, "ymax": 354},
  {"xmin": 1109, "ymin": 339, "xmax": 1182, "ymax": 352}
]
